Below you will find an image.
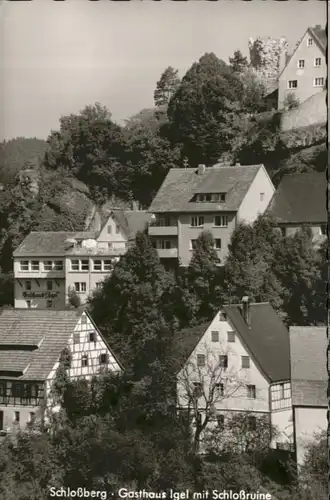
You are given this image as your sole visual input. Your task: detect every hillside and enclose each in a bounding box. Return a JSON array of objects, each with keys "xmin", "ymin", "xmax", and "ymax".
[{"xmin": 0, "ymin": 137, "xmax": 48, "ymax": 184}]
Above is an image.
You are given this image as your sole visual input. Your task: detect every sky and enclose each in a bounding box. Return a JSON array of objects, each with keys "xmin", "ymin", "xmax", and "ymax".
[{"xmin": 0, "ymin": 0, "xmax": 326, "ymax": 140}]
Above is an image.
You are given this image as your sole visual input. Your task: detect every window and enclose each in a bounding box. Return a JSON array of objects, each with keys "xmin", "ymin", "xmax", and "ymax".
[
  {"xmin": 30, "ymin": 384, "xmax": 38, "ymax": 398},
  {"xmin": 219, "ymin": 312, "xmax": 227, "ymax": 321},
  {"xmin": 219, "ymin": 355, "xmax": 228, "ymax": 369},
  {"xmin": 81, "ymin": 354, "xmax": 89, "ymax": 367},
  {"xmin": 89, "ymin": 332, "xmax": 96, "ymax": 342},
  {"xmin": 227, "ymin": 331, "xmax": 235, "ymax": 343},
  {"xmin": 46, "ymin": 280, "xmax": 53, "ymax": 291},
  {"xmin": 46, "ymin": 300, "xmax": 52, "ymax": 309},
  {"xmin": 81, "ymin": 260, "xmax": 89, "ymax": 271},
  {"xmin": 298, "ymin": 59, "xmax": 305, "ymax": 68},
  {"xmin": 260, "ymin": 192, "xmax": 265, "ymax": 201},
  {"xmin": 74, "ymin": 282, "xmax": 87, "ymax": 293},
  {"xmin": 26, "ymin": 300, "xmax": 31, "ymax": 309},
  {"xmin": 73, "ymin": 333, "xmax": 80, "ymax": 344},
  {"xmin": 215, "ymin": 383, "xmax": 224, "ymax": 397},
  {"xmin": 99, "ymin": 353, "xmax": 108, "ymax": 365},
  {"xmin": 93, "ymin": 260, "xmax": 102, "ymax": 271},
  {"xmin": 314, "ymin": 77, "xmax": 324, "ymax": 87},
  {"xmin": 25, "ymin": 280, "xmax": 31, "ymax": 291},
  {"xmin": 95, "ymin": 282, "xmax": 102, "ymax": 290},
  {"xmin": 190, "ymin": 239, "xmax": 198, "ymax": 251},
  {"xmin": 197, "ymin": 354, "xmax": 205, "ymax": 367},
  {"xmin": 103, "ymin": 260, "xmax": 112, "ymax": 272},
  {"xmin": 193, "ymin": 383, "xmax": 203, "ymax": 398},
  {"xmin": 81, "ymin": 315, "xmax": 87, "ymax": 324},
  {"xmin": 70, "ymin": 260, "xmax": 79, "ymax": 271},
  {"xmin": 159, "ymin": 240, "xmax": 172, "ymax": 249},
  {"xmin": 29, "ymin": 412, "xmax": 36, "ymax": 423},
  {"xmin": 214, "ymin": 215, "xmax": 228, "ymax": 227},
  {"xmin": 320, "ymin": 224, "xmax": 327, "ymax": 235},
  {"xmin": 211, "ymin": 331, "xmax": 219, "ymax": 342},
  {"xmin": 54, "ymin": 261, "xmax": 63, "ymax": 271},
  {"xmin": 191, "ymin": 216, "xmax": 204, "ymax": 227},
  {"xmin": 314, "ymin": 57, "xmax": 321, "ymax": 67},
  {"xmin": 31, "ymin": 261, "xmax": 40, "ymax": 271},
  {"xmin": 12, "ymin": 384, "xmax": 21, "ymax": 398},
  {"xmin": 43, "ymin": 261, "xmax": 53, "ymax": 271},
  {"xmin": 0, "ymin": 382, "xmax": 5, "ymax": 397},
  {"xmin": 14, "ymin": 411, "xmax": 20, "ymax": 423},
  {"xmin": 107, "ymin": 225, "xmax": 112, "ymax": 234},
  {"xmin": 214, "ymin": 239, "xmax": 222, "ymax": 250},
  {"xmin": 116, "ymin": 224, "xmax": 120, "ymax": 234},
  {"xmin": 247, "ymin": 385, "xmax": 256, "ymax": 399},
  {"xmin": 307, "ymin": 37, "xmax": 313, "ymax": 46},
  {"xmin": 248, "ymin": 416, "xmax": 257, "ymax": 431},
  {"xmin": 217, "ymin": 414, "xmax": 225, "ymax": 428},
  {"xmin": 241, "ymin": 356, "xmax": 250, "ymax": 369},
  {"xmin": 288, "ymin": 80, "xmax": 298, "ymax": 89},
  {"xmin": 20, "ymin": 261, "xmax": 29, "ymax": 271},
  {"xmin": 108, "ymin": 242, "xmax": 113, "ymax": 250}
]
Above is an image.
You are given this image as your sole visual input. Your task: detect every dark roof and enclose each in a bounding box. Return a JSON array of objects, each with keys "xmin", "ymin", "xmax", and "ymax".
[
  {"xmin": 223, "ymin": 303, "xmax": 290, "ymax": 383},
  {"xmin": 309, "ymin": 26, "xmax": 327, "ymax": 54},
  {"xmin": 290, "ymin": 326, "xmax": 327, "ymax": 407},
  {"xmin": 267, "ymin": 172, "xmax": 327, "ymax": 224},
  {"xmin": 0, "ymin": 309, "xmax": 81, "ymax": 380},
  {"xmin": 111, "ymin": 210, "xmax": 152, "ymax": 240},
  {"xmin": 173, "ymin": 321, "xmax": 212, "ymax": 373},
  {"xmin": 13, "ymin": 232, "xmax": 78, "ymax": 257},
  {"xmin": 148, "ymin": 165, "xmax": 262, "ymax": 213}
]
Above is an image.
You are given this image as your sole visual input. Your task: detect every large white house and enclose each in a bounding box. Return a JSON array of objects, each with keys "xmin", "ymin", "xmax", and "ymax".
[
  {"xmin": 0, "ymin": 308, "xmax": 122, "ymax": 433},
  {"xmin": 175, "ymin": 298, "xmax": 293, "ymax": 451}
]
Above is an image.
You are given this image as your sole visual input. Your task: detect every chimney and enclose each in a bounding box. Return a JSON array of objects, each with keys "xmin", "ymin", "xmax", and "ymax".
[
  {"xmin": 315, "ymin": 25, "xmax": 321, "ymax": 30},
  {"xmin": 197, "ymin": 164, "xmax": 206, "ymax": 175},
  {"xmin": 241, "ymin": 296, "xmax": 251, "ymax": 328}
]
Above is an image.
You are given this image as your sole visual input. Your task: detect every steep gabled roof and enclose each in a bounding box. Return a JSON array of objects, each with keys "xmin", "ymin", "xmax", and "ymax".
[
  {"xmin": 290, "ymin": 326, "xmax": 327, "ymax": 407},
  {"xmin": 111, "ymin": 210, "xmax": 152, "ymax": 240},
  {"xmin": 267, "ymin": 172, "xmax": 327, "ymax": 224},
  {"xmin": 148, "ymin": 165, "xmax": 262, "ymax": 213},
  {"xmin": 0, "ymin": 309, "xmax": 122, "ymax": 380},
  {"xmin": 223, "ymin": 303, "xmax": 290, "ymax": 383}
]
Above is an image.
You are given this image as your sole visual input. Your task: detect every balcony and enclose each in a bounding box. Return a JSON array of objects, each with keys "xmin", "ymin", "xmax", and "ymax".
[
  {"xmin": 157, "ymin": 248, "xmax": 178, "ymax": 259},
  {"xmin": 149, "ymin": 219, "xmax": 178, "ymax": 236}
]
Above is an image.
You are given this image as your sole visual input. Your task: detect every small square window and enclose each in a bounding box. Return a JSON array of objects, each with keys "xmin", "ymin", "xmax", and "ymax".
[
  {"xmin": 20, "ymin": 261, "xmax": 29, "ymax": 271},
  {"xmin": 211, "ymin": 331, "xmax": 219, "ymax": 342},
  {"xmin": 93, "ymin": 260, "xmax": 102, "ymax": 271},
  {"xmin": 73, "ymin": 333, "xmax": 80, "ymax": 344},
  {"xmin": 25, "ymin": 280, "xmax": 31, "ymax": 291},
  {"xmin": 227, "ymin": 331, "xmax": 235, "ymax": 342},
  {"xmin": 190, "ymin": 239, "xmax": 198, "ymax": 251},
  {"xmin": 215, "ymin": 383, "xmax": 224, "ymax": 396},
  {"xmin": 30, "ymin": 412, "xmax": 36, "ymax": 423},
  {"xmin": 320, "ymin": 224, "xmax": 327, "ymax": 235},
  {"xmin": 193, "ymin": 383, "xmax": 203, "ymax": 398},
  {"xmin": 248, "ymin": 416, "xmax": 257, "ymax": 431},
  {"xmin": 314, "ymin": 57, "xmax": 321, "ymax": 67},
  {"xmin": 103, "ymin": 260, "xmax": 112, "ymax": 272},
  {"xmin": 217, "ymin": 414, "xmax": 224, "ymax": 428},
  {"xmin": 247, "ymin": 385, "xmax": 256, "ymax": 399},
  {"xmin": 214, "ymin": 239, "xmax": 221, "ymax": 250},
  {"xmin": 31, "ymin": 261, "xmax": 40, "ymax": 271},
  {"xmin": 288, "ymin": 80, "xmax": 298, "ymax": 89},
  {"xmin": 54, "ymin": 261, "xmax": 63, "ymax": 271},
  {"xmin": 260, "ymin": 192, "xmax": 265, "ymax": 201},
  {"xmin": 46, "ymin": 300, "xmax": 52, "ymax": 309},
  {"xmin": 26, "ymin": 300, "xmax": 31, "ymax": 309},
  {"xmin": 307, "ymin": 37, "xmax": 313, "ymax": 46},
  {"xmin": 197, "ymin": 354, "xmax": 205, "ymax": 367},
  {"xmin": 81, "ymin": 354, "xmax": 88, "ymax": 367},
  {"xmin": 43, "ymin": 260, "xmax": 53, "ymax": 271},
  {"xmin": 107, "ymin": 225, "xmax": 112, "ymax": 234},
  {"xmin": 70, "ymin": 260, "xmax": 79, "ymax": 271},
  {"xmin": 0, "ymin": 383, "xmax": 5, "ymax": 397},
  {"xmin": 219, "ymin": 355, "xmax": 228, "ymax": 369},
  {"xmin": 314, "ymin": 77, "xmax": 324, "ymax": 87},
  {"xmin": 14, "ymin": 411, "xmax": 20, "ymax": 423},
  {"xmin": 298, "ymin": 59, "xmax": 305, "ymax": 69},
  {"xmin": 241, "ymin": 356, "xmax": 250, "ymax": 369},
  {"xmin": 81, "ymin": 260, "xmax": 89, "ymax": 271},
  {"xmin": 95, "ymin": 282, "xmax": 102, "ymax": 290},
  {"xmin": 46, "ymin": 280, "xmax": 53, "ymax": 291},
  {"xmin": 89, "ymin": 332, "xmax": 96, "ymax": 342},
  {"xmin": 99, "ymin": 353, "xmax": 108, "ymax": 365}
]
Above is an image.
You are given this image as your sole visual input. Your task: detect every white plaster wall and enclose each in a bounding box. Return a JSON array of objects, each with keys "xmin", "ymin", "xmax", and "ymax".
[
  {"xmin": 294, "ymin": 406, "xmax": 327, "ymax": 467},
  {"xmin": 237, "ymin": 166, "xmax": 275, "ymax": 224}
]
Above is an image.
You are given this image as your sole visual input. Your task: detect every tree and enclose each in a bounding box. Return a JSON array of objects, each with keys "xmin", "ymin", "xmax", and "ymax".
[
  {"xmin": 298, "ymin": 430, "xmax": 327, "ymax": 498},
  {"xmin": 283, "ymin": 93, "xmax": 300, "ymax": 110},
  {"xmin": 229, "ymin": 50, "xmax": 249, "ymax": 74},
  {"xmin": 44, "ymin": 103, "xmax": 127, "ymax": 203},
  {"xmin": 154, "ymin": 67, "xmax": 181, "ymax": 107},
  {"xmin": 166, "ymin": 53, "xmax": 245, "ymax": 166}
]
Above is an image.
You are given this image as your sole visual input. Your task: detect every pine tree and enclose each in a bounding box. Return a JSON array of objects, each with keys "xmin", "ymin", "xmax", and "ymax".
[
  {"xmin": 229, "ymin": 50, "xmax": 249, "ymax": 74},
  {"xmin": 154, "ymin": 67, "xmax": 181, "ymax": 107}
]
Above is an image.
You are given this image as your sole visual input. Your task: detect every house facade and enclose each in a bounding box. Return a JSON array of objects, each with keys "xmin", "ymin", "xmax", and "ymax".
[
  {"xmin": 13, "ymin": 210, "xmax": 151, "ymax": 309},
  {"xmin": 148, "ymin": 164, "xmax": 275, "ymax": 267},
  {"xmin": 0, "ymin": 309, "xmax": 122, "ymax": 433},
  {"xmin": 176, "ymin": 299, "xmax": 293, "ymax": 450},
  {"xmin": 289, "ymin": 326, "xmax": 327, "ymax": 469},
  {"xmin": 278, "ymin": 26, "xmax": 326, "ymax": 109},
  {"xmin": 267, "ymin": 172, "xmax": 327, "ymax": 241}
]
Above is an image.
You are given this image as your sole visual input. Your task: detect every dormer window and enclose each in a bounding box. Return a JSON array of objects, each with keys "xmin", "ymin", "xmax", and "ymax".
[{"xmin": 195, "ymin": 193, "xmax": 226, "ymax": 203}]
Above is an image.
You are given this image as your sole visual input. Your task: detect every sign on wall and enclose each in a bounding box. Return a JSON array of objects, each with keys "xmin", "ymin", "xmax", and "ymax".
[{"xmin": 22, "ymin": 291, "xmax": 60, "ymax": 299}]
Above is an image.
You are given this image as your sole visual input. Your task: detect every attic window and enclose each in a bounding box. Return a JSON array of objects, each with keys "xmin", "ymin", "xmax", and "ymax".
[
  {"xmin": 219, "ymin": 312, "xmax": 227, "ymax": 322},
  {"xmin": 81, "ymin": 354, "xmax": 89, "ymax": 367},
  {"xmin": 196, "ymin": 193, "xmax": 226, "ymax": 203},
  {"xmin": 107, "ymin": 225, "xmax": 112, "ymax": 234},
  {"xmin": 89, "ymin": 332, "xmax": 96, "ymax": 342},
  {"xmin": 197, "ymin": 354, "xmax": 205, "ymax": 367},
  {"xmin": 99, "ymin": 353, "xmax": 108, "ymax": 365},
  {"xmin": 211, "ymin": 331, "xmax": 219, "ymax": 342},
  {"xmin": 307, "ymin": 37, "xmax": 313, "ymax": 46}
]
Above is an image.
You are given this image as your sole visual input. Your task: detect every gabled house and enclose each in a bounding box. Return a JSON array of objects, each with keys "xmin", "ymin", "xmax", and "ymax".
[
  {"xmin": 13, "ymin": 209, "xmax": 152, "ymax": 309},
  {"xmin": 148, "ymin": 164, "xmax": 275, "ymax": 267},
  {"xmin": 289, "ymin": 326, "xmax": 327, "ymax": 469},
  {"xmin": 278, "ymin": 25, "xmax": 326, "ymax": 109},
  {"xmin": 175, "ymin": 298, "xmax": 292, "ymax": 450},
  {"xmin": 0, "ymin": 308, "xmax": 122, "ymax": 434},
  {"xmin": 267, "ymin": 172, "xmax": 327, "ymax": 240}
]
